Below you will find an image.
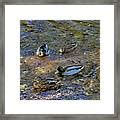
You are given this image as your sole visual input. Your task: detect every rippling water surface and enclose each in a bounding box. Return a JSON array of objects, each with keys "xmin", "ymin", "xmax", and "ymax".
[{"xmin": 20, "ymin": 20, "xmax": 100, "ymax": 100}]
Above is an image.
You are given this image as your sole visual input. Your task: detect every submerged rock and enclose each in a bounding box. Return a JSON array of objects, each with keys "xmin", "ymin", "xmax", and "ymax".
[
  {"xmin": 82, "ymin": 79, "xmax": 100, "ymax": 96},
  {"xmin": 20, "ymin": 84, "xmax": 28, "ymax": 92}
]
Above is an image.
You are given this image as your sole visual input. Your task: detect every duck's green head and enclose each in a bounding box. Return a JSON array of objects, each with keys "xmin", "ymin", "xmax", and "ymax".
[
  {"xmin": 55, "ymin": 66, "xmax": 65, "ymax": 77},
  {"xmin": 57, "ymin": 66, "xmax": 65, "ymax": 73}
]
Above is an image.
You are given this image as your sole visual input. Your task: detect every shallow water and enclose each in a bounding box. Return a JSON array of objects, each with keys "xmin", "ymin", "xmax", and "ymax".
[{"xmin": 20, "ymin": 20, "xmax": 100, "ymax": 100}]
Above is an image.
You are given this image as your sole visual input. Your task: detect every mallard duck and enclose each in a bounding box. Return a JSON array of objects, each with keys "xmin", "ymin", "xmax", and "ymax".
[
  {"xmin": 59, "ymin": 42, "xmax": 77, "ymax": 55},
  {"xmin": 32, "ymin": 79, "xmax": 61, "ymax": 93},
  {"xmin": 36, "ymin": 44, "xmax": 49, "ymax": 57},
  {"xmin": 56, "ymin": 65, "xmax": 84, "ymax": 77}
]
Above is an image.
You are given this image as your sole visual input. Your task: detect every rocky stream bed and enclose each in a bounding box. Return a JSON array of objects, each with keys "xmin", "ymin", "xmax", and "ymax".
[{"xmin": 20, "ymin": 20, "xmax": 100, "ymax": 100}]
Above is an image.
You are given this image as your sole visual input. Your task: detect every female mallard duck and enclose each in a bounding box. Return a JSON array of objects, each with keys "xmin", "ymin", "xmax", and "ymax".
[
  {"xmin": 32, "ymin": 79, "xmax": 61, "ymax": 93},
  {"xmin": 56, "ymin": 65, "xmax": 84, "ymax": 77},
  {"xmin": 36, "ymin": 44, "xmax": 49, "ymax": 57},
  {"xmin": 59, "ymin": 42, "xmax": 77, "ymax": 55}
]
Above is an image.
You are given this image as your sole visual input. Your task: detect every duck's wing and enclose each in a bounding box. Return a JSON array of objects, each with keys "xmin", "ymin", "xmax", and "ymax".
[
  {"xmin": 36, "ymin": 46, "xmax": 41, "ymax": 55},
  {"xmin": 45, "ymin": 44, "xmax": 48, "ymax": 50},
  {"xmin": 66, "ymin": 65, "xmax": 84, "ymax": 71},
  {"xmin": 63, "ymin": 69, "xmax": 81, "ymax": 76}
]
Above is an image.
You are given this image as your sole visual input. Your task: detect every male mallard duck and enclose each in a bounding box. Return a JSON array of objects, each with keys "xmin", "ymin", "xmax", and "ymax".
[
  {"xmin": 56, "ymin": 65, "xmax": 84, "ymax": 77},
  {"xmin": 36, "ymin": 44, "xmax": 49, "ymax": 57}
]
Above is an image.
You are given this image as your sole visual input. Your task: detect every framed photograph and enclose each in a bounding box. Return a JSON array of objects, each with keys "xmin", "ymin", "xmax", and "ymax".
[{"xmin": 0, "ymin": 0, "xmax": 119, "ymax": 119}]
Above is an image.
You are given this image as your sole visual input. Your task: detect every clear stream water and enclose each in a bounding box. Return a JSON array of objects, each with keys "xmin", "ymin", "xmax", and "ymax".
[{"xmin": 20, "ymin": 20, "xmax": 100, "ymax": 100}]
